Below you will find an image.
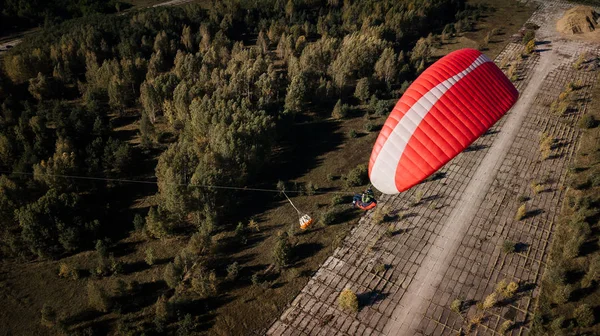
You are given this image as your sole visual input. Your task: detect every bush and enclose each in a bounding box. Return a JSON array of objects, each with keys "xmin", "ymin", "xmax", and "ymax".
[
  {"xmin": 41, "ymin": 304, "xmax": 57, "ymax": 327},
  {"xmin": 87, "ymin": 281, "xmax": 112, "ymax": 312},
  {"xmin": 385, "ymin": 224, "xmax": 396, "ymax": 237},
  {"xmin": 338, "ymin": 288, "xmax": 359, "ymax": 312},
  {"xmin": 354, "ymin": 78, "xmax": 370, "ymax": 102},
  {"xmin": 58, "ymin": 262, "xmax": 79, "ymax": 280},
  {"xmin": 305, "ymin": 181, "xmax": 318, "ymax": 195},
  {"xmin": 364, "ymin": 122, "xmax": 376, "ymax": 132},
  {"xmin": 331, "ymin": 195, "xmax": 344, "ymax": 206},
  {"xmin": 154, "ymin": 295, "xmax": 171, "ymax": 329},
  {"xmin": 522, "ymin": 30, "xmax": 535, "ymax": 44},
  {"xmin": 343, "ymin": 164, "xmax": 368, "ymax": 188},
  {"xmin": 191, "ymin": 269, "xmax": 217, "ymax": 298},
  {"xmin": 109, "ymin": 255, "xmax": 124, "ymax": 275},
  {"xmin": 95, "ymin": 240, "xmax": 108, "ymax": 258},
  {"xmin": 348, "ymin": 129, "xmax": 358, "ymax": 138},
  {"xmin": 552, "ymin": 284, "xmax": 572, "ymax": 304},
  {"xmin": 579, "ymin": 114, "xmax": 596, "ymax": 129},
  {"xmin": 516, "ymin": 204, "xmax": 527, "ymax": 221},
  {"xmin": 495, "ymin": 279, "xmax": 508, "ymax": 295},
  {"xmin": 505, "ymin": 281, "xmax": 519, "ymax": 298},
  {"xmin": 145, "ymin": 247, "xmax": 156, "ymax": 266},
  {"xmin": 248, "ymin": 219, "xmax": 260, "ymax": 232},
  {"xmin": 450, "ymin": 299, "xmax": 462, "ymax": 314},
  {"xmin": 327, "ymin": 173, "xmax": 335, "ymax": 181},
  {"xmin": 499, "ymin": 320, "xmax": 513, "ymax": 334},
  {"xmin": 226, "ymin": 262, "xmax": 239, "ymax": 281},
  {"xmin": 164, "ymin": 262, "xmax": 182, "ymax": 289},
  {"xmin": 235, "ymin": 222, "xmax": 247, "ymax": 245},
  {"xmin": 133, "ymin": 214, "xmax": 145, "ymax": 231},
  {"xmin": 273, "ymin": 231, "xmax": 292, "ymax": 267},
  {"xmin": 517, "ymin": 195, "xmax": 529, "ymax": 203},
  {"xmin": 574, "ymin": 304, "xmax": 594, "ymax": 327},
  {"xmin": 550, "ymin": 316, "xmax": 564, "ymax": 332},
  {"xmin": 482, "ymin": 292, "xmax": 497, "ymax": 309},
  {"xmin": 332, "ymin": 99, "xmax": 349, "ymax": 119},
  {"xmin": 320, "ymin": 208, "xmax": 338, "ymax": 225},
  {"xmin": 503, "ymin": 240, "xmax": 516, "ymax": 254}
]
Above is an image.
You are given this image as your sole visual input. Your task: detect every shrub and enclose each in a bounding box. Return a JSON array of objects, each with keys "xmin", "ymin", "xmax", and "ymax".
[
  {"xmin": 581, "ymin": 255, "xmax": 600, "ymax": 288},
  {"xmin": 579, "ymin": 114, "xmax": 596, "ymax": 129},
  {"xmin": 552, "ymin": 284, "xmax": 572, "ymax": 304},
  {"xmin": 574, "ymin": 304, "xmax": 594, "ymax": 327},
  {"xmin": 343, "ymin": 164, "xmax": 368, "ymax": 188},
  {"xmin": 331, "ymin": 195, "xmax": 344, "ymax": 206},
  {"xmin": 320, "ymin": 208, "xmax": 338, "ymax": 225},
  {"xmin": 503, "ymin": 240, "xmax": 516, "ymax": 254},
  {"xmin": 517, "ymin": 195, "xmax": 529, "ymax": 203},
  {"xmin": 499, "ymin": 320, "xmax": 513, "ymax": 334},
  {"xmin": 338, "ymin": 288, "xmax": 359, "ymax": 312},
  {"xmin": 495, "ymin": 279, "xmax": 508, "ymax": 295},
  {"xmin": 191, "ymin": 269, "xmax": 217, "ymax": 298},
  {"xmin": 276, "ymin": 180, "xmax": 286, "ymax": 192},
  {"xmin": 87, "ymin": 281, "xmax": 112, "ymax": 312},
  {"xmin": 305, "ymin": 181, "xmax": 318, "ymax": 195},
  {"xmin": 371, "ymin": 207, "xmax": 385, "ymax": 224},
  {"xmin": 164, "ymin": 262, "xmax": 182, "ymax": 289},
  {"xmin": 525, "ymin": 39, "xmax": 535, "ymax": 54},
  {"xmin": 348, "ymin": 129, "xmax": 358, "ymax": 138},
  {"xmin": 413, "ymin": 190, "xmax": 424, "ymax": 205},
  {"xmin": 251, "ymin": 273, "xmax": 261, "ymax": 286},
  {"xmin": 545, "ymin": 263, "xmax": 566, "ymax": 286},
  {"xmin": 248, "ymin": 219, "xmax": 260, "ymax": 232},
  {"xmin": 385, "ymin": 224, "xmax": 396, "ymax": 237},
  {"xmin": 332, "ymin": 99, "xmax": 349, "ymax": 119},
  {"xmin": 450, "ymin": 299, "xmax": 462, "ymax": 314},
  {"xmin": 95, "ymin": 240, "xmax": 108, "ymax": 258},
  {"xmin": 226, "ymin": 262, "xmax": 239, "ymax": 281},
  {"xmin": 573, "ymin": 53, "xmax": 586, "ymax": 70},
  {"xmin": 516, "ymin": 204, "xmax": 527, "ymax": 221},
  {"xmin": 133, "ymin": 214, "xmax": 145, "ymax": 231},
  {"xmin": 145, "ymin": 247, "xmax": 156, "ymax": 266},
  {"xmin": 550, "ymin": 316, "xmax": 564, "ymax": 332},
  {"xmin": 235, "ymin": 222, "xmax": 247, "ymax": 245},
  {"xmin": 109, "ymin": 255, "xmax": 124, "ymax": 275},
  {"xmin": 154, "ymin": 295, "xmax": 171, "ymax": 329},
  {"xmin": 273, "ymin": 231, "xmax": 292, "ymax": 267},
  {"xmin": 505, "ymin": 281, "xmax": 518, "ymax": 298},
  {"xmin": 522, "ymin": 30, "xmax": 535, "ymax": 44},
  {"xmin": 373, "ymin": 263, "xmax": 386, "ymax": 274},
  {"xmin": 58, "ymin": 262, "xmax": 79, "ymax": 280},
  {"xmin": 327, "ymin": 173, "xmax": 335, "ymax": 181},
  {"xmin": 563, "ymin": 233, "xmax": 585, "ymax": 259},
  {"xmin": 41, "ymin": 304, "xmax": 57, "ymax": 327},
  {"xmin": 364, "ymin": 122, "xmax": 376, "ymax": 132},
  {"xmin": 482, "ymin": 292, "xmax": 497, "ymax": 309}
]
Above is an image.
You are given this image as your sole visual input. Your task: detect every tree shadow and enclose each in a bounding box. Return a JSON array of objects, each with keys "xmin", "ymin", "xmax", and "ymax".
[
  {"xmin": 464, "ymin": 144, "xmax": 488, "ymax": 152},
  {"xmin": 515, "ymin": 242, "xmax": 529, "ymax": 253},
  {"xmin": 524, "ymin": 209, "xmax": 544, "ymax": 219},
  {"xmin": 294, "ymin": 242, "xmax": 324, "ymax": 264},
  {"xmin": 62, "ymin": 309, "xmax": 105, "ymax": 327},
  {"xmin": 357, "ymin": 291, "xmax": 389, "ymax": 310}
]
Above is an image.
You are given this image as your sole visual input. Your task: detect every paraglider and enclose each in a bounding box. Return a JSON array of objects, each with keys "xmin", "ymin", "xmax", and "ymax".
[
  {"xmin": 352, "ymin": 187, "xmax": 377, "ymax": 210},
  {"xmin": 369, "ymin": 48, "xmax": 519, "ymax": 194}
]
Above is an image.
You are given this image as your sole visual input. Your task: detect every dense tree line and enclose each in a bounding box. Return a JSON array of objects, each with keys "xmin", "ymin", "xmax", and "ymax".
[
  {"xmin": 0, "ymin": 0, "xmax": 480, "ymax": 260},
  {"xmin": 0, "ymin": 0, "xmax": 126, "ymax": 33}
]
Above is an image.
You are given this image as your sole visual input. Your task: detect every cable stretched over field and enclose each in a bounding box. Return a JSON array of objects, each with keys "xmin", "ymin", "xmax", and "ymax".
[{"xmin": 1, "ymin": 170, "xmax": 354, "ymax": 195}]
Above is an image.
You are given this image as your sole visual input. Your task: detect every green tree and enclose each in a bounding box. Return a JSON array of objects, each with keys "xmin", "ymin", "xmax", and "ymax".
[
  {"xmin": 284, "ymin": 72, "xmax": 308, "ymax": 114},
  {"xmin": 375, "ymin": 47, "xmax": 397, "ymax": 84},
  {"xmin": 354, "ymin": 77, "xmax": 370, "ymax": 103},
  {"xmin": 273, "ymin": 231, "xmax": 292, "ymax": 268}
]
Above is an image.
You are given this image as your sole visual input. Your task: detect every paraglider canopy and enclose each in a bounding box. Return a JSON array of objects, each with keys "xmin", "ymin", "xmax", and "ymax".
[{"xmin": 369, "ymin": 48, "xmax": 518, "ymax": 194}]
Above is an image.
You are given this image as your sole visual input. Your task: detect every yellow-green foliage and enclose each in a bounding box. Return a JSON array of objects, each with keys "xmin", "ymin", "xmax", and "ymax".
[
  {"xmin": 525, "ymin": 39, "xmax": 535, "ymax": 54},
  {"xmin": 505, "ymin": 281, "xmax": 519, "ymax": 298},
  {"xmin": 450, "ymin": 299, "xmax": 462, "ymax": 314},
  {"xmin": 57, "ymin": 262, "xmax": 79, "ymax": 280},
  {"xmin": 499, "ymin": 320, "xmax": 513, "ymax": 334},
  {"xmin": 516, "ymin": 204, "xmax": 527, "ymax": 221},
  {"xmin": 495, "ymin": 279, "xmax": 508, "ymax": 295},
  {"xmin": 338, "ymin": 288, "xmax": 359, "ymax": 312},
  {"xmin": 482, "ymin": 292, "xmax": 497, "ymax": 309},
  {"xmin": 573, "ymin": 53, "xmax": 586, "ymax": 70}
]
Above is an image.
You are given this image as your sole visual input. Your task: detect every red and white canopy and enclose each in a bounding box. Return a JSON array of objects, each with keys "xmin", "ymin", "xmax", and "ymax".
[{"xmin": 369, "ymin": 48, "xmax": 518, "ymax": 194}]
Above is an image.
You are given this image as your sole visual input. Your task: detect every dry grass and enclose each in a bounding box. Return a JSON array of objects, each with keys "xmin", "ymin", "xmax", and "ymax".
[{"xmin": 338, "ymin": 288, "xmax": 359, "ymax": 312}]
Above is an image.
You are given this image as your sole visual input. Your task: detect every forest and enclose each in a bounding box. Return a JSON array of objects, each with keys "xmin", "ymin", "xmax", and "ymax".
[{"xmin": 0, "ymin": 0, "xmax": 486, "ymax": 333}]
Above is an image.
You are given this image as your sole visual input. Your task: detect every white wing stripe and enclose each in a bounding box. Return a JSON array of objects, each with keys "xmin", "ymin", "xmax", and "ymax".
[{"xmin": 370, "ymin": 54, "xmax": 490, "ymax": 194}]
